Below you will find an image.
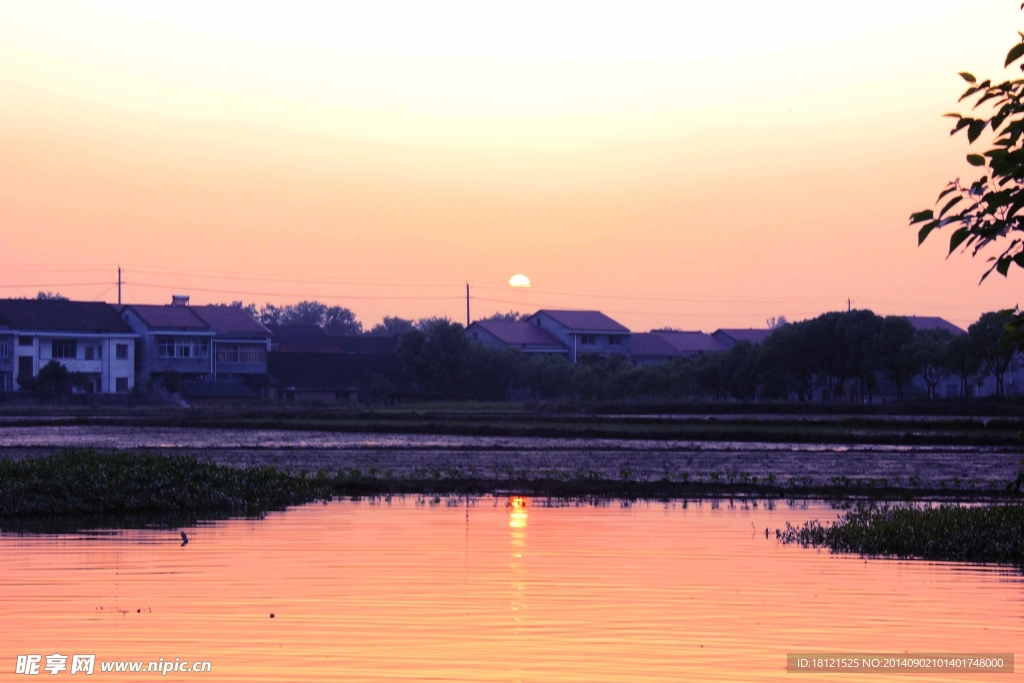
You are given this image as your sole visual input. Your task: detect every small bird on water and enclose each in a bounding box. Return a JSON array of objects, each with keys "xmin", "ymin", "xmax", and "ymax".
[{"xmin": 180, "ymin": 532, "xmax": 189, "ymax": 546}]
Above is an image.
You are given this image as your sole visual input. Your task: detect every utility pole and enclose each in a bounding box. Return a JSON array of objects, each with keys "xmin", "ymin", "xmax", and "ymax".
[
  {"xmin": 466, "ymin": 282, "xmax": 470, "ymax": 327},
  {"xmin": 847, "ymin": 297, "xmax": 852, "ymax": 312},
  {"xmin": 117, "ymin": 266, "xmax": 123, "ymax": 305}
]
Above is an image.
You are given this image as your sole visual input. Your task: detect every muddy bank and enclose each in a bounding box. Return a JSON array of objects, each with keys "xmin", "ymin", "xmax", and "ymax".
[{"xmin": 0, "ymin": 426, "xmax": 1021, "ymax": 494}]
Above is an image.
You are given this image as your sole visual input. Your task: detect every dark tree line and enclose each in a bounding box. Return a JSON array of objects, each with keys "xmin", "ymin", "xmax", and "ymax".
[{"xmin": 390, "ymin": 310, "xmax": 1015, "ymax": 403}]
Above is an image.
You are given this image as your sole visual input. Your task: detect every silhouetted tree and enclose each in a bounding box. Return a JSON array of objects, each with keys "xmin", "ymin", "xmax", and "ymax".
[
  {"xmin": 970, "ymin": 312, "xmax": 1015, "ymax": 395},
  {"xmin": 368, "ymin": 317, "xmax": 416, "ymax": 336}
]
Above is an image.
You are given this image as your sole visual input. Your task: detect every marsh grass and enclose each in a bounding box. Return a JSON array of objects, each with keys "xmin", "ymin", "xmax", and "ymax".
[
  {"xmin": 2, "ymin": 450, "xmax": 1022, "ymax": 530},
  {"xmin": 0, "ymin": 450, "xmax": 334, "ymax": 518},
  {"xmin": 779, "ymin": 503, "xmax": 1024, "ymax": 567}
]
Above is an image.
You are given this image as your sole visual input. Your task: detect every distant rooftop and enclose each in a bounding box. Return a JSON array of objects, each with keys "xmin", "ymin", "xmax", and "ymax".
[
  {"xmin": 472, "ymin": 321, "xmax": 565, "ymax": 347},
  {"xmin": 904, "ymin": 316, "xmax": 967, "ymax": 335},
  {"xmin": 713, "ymin": 328, "xmax": 773, "ymax": 346},
  {"xmin": 631, "ymin": 331, "xmax": 728, "ymax": 358},
  {"xmin": 530, "ymin": 310, "xmax": 630, "ymax": 333},
  {"xmin": 123, "ymin": 304, "xmax": 208, "ymax": 330},
  {"xmin": 189, "ymin": 306, "xmax": 271, "ymax": 337},
  {"xmin": 0, "ymin": 299, "xmax": 133, "ymax": 334}
]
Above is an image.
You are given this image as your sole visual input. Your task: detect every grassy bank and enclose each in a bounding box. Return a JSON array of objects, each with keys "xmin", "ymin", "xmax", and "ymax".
[
  {"xmin": 779, "ymin": 503, "xmax": 1024, "ymax": 567},
  {"xmin": 0, "ymin": 450, "xmax": 334, "ymax": 518},
  {"xmin": 2, "ymin": 403, "xmax": 1024, "ymax": 446},
  {"xmin": 2, "ymin": 451, "xmax": 1023, "ymax": 530}
]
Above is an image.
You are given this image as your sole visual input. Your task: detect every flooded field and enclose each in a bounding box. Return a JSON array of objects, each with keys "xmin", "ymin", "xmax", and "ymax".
[
  {"xmin": 1, "ymin": 498, "xmax": 1020, "ymax": 682},
  {"xmin": 0, "ymin": 425, "xmax": 1019, "ymax": 489}
]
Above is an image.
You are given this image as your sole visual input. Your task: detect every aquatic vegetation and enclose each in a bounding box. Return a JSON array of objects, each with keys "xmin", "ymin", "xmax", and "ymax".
[
  {"xmin": 779, "ymin": 503, "xmax": 1024, "ymax": 567},
  {"xmin": 2, "ymin": 450, "xmax": 1023, "ymax": 526},
  {"xmin": 0, "ymin": 449, "xmax": 334, "ymax": 517}
]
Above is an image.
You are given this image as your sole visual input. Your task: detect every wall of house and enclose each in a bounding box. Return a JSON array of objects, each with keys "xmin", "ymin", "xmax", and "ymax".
[
  {"xmin": 13, "ymin": 334, "xmax": 135, "ymax": 393},
  {"xmin": 0, "ymin": 334, "xmax": 12, "ymax": 391},
  {"xmin": 530, "ymin": 313, "xmax": 631, "ymax": 362},
  {"xmin": 213, "ymin": 340, "xmax": 269, "ymax": 379},
  {"xmin": 135, "ymin": 335, "xmax": 214, "ymax": 381}
]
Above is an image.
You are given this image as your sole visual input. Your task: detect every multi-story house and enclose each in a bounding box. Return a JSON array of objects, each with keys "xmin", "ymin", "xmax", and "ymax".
[
  {"xmin": 0, "ymin": 299, "xmax": 137, "ymax": 393},
  {"xmin": 525, "ymin": 310, "xmax": 631, "ymax": 363},
  {"xmin": 465, "ymin": 320, "xmax": 568, "ymax": 356},
  {"xmin": 120, "ymin": 297, "xmax": 271, "ymax": 387}
]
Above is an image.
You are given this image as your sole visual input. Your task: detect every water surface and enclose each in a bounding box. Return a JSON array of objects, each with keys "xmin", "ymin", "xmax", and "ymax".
[
  {"xmin": 1, "ymin": 499, "xmax": 1021, "ymax": 681},
  {"xmin": 0, "ymin": 425, "xmax": 1016, "ymax": 486}
]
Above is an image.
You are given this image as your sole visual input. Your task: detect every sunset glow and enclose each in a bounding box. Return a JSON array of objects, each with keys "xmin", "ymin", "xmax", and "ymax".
[{"xmin": 2, "ymin": 1, "xmax": 1021, "ymax": 329}]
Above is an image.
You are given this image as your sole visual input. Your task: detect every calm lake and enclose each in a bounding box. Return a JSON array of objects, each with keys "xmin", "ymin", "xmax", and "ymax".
[{"xmin": 1, "ymin": 498, "xmax": 1021, "ymax": 682}]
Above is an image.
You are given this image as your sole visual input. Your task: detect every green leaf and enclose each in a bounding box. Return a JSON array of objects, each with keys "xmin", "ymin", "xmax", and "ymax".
[
  {"xmin": 910, "ymin": 209, "xmax": 934, "ymax": 224},
  {"xmin": 959, "ymin": 72, "xmax": 976, "ymax": 83},
  {"xmin": 1006, "ymin": 42, "xmax": 1024, "ymax": 67},
  {"xmin": 967, "ymin": 120, "xmax": 987, "ymax": 142},
  {"xmin": 917, "ymin": 221, "xmax": 938, "ymax": 245},
  {"xmin": 966, "ymin": 154, "xmax": 986, "ymax": 166},
  {"xmin": 949, "ymin": 228, "xmax": 970, "ymax": 253},
  {"xmin": 939, "ymin": 196, "xmax": 962, "ymax": 218}
]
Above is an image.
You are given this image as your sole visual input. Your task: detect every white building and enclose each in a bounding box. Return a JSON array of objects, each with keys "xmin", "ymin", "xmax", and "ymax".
[{"xmin": 0, "ymin": 299, "xmax": 137, "ymax": 394}]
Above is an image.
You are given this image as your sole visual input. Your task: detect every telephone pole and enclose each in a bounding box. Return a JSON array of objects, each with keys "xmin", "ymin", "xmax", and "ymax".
[
  {"xmin": 466, "ymin": 282, "xmax": 470, "ymax": 327},
  {"xmin": 846, "ymin": 297, "xmax": 852, "ymax": 312},
  {"xmin": 117, "ymin": 266, "xmax": 123, "ymax": 305}
]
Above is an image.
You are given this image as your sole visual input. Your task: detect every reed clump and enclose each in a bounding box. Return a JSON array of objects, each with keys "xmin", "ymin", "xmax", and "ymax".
[
  {"xmin": 0, "ymin": 449, "xmax": 333, "ymax": 517},
  {"xmin": 779, "ymin": 503, "xmax": 1024, "ymax": 566}
]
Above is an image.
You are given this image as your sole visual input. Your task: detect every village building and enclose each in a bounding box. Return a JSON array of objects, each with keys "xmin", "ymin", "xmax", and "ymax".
[
  {"xmin": 0, "ymin": 298, "xmax": 137, "ymax": 394},
  {"xmin": 631, "ymin": 330, "xmax": 729, "ymax": 365},
  {"xmin": 120, "ymin": 297, "xmax": 271, "ymax": 391}
]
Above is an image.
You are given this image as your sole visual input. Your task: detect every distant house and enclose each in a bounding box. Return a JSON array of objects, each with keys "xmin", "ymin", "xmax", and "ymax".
[
  {"xmin": 266, "ymin": 326, "xmax": 406, "ymax": 402},
  {"xmin": 120, "ymin": 297, "xmax": 271, "ymax": 388},
  {"xmin": 268, "ymin": 325, "xmax": 339, "ymax": 353},
  {"xmin": 466, "ymin": 321, "xmax": 567, "ymax": 356},
  {"xmin": 268, "ymin": 325, "xmax": 400, "ymax": 356},
  {"xmin": 525, "ymin": 310, "xmax": 631, "ymax": 363},
  {"xmin": 0, "ymin": 299, "xmax": 137, "ymax": 393},
  {"xmin": 268, "ymin": 351, "xmax": 408, "ymax": 403},
  {"xmin": 905, "ymin": 316, "xmax": 967, "ymax": 335},
  {"xmin": 712, "ymin": 328, "xmax": 774, "ymax": 348},
  {"xmin": 631, "ymin": 330, "xmax": 728, "ymax": 365}
]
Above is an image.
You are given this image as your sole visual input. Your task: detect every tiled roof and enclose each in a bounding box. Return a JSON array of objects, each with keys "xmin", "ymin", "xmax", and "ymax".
[
  {"xmin": 190, "ymin": 306, "xmax": 271, "ymax": 337},
  {"xmin": 905, "ymin": 316, "xmax": 967, "ymax": 335},
  {"xmin": 531, "ymin": 310, "xmax": 630, "ymax": 333},
  {"xmin": 0, "ymin": 299, "xmax": 133, "ymax": 334},
  {"xmin": 329, "ymin": 335, "xmax": 399, "ymax": 354},
  {"xmin": 630, "ymin": 332, "xmax": 681, "ymax": 357},
  {"xmin": 713, "ymin": 328, "xmax": 773, "ymax": 345},
  {"xmin": 268, "ymin": 325, "xmax": 329, "ymax": 347},
  {"xmin": 472, "ymin": 321, "xmax": 564, "ymax": 347},
  {"xmin": 125, "ymin": 304, "xmax": 208, "ymax": 330},
  {"xmin": 657, "ymin": 330, "xmax": 729, "ymax": 353},
  {"xmin": 631, "ymin": 331, "xmax": 728, "ymax": 357}
]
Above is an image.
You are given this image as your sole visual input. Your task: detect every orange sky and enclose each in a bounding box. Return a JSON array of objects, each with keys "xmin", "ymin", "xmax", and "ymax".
[{"xmin": 1, "ymin": 1, "xmax": 1022, "ymax": 330}]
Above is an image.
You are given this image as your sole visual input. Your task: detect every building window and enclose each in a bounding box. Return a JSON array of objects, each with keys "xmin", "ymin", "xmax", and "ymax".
[
  {"xmin": 52, "ymin": 340, "xmax": 77, "ymax": 359},
  {"xmin": 580, "ymin": 334, "xmax": 596, "ymax": 345},
  {"xmin": 216, "ymin": 344, "xmax": 266, "ymax": 364},
  {"xmin": 115, "ymin": 377, "xmax": 129, "ymax": 392},
  {"xmin": 157, "ymin": 337, "xmax": 209, "ymax": 359},
  {"xmin": 608, "ymin": 335, "xmax": 621, "ymax": 345},
  {"xmin": 85, "ymin": 346, "xmax": 101, "ymax": 360},
  {"xmin": 18, "ymin": 336, "xmax": 33, "ymax": 347},
  {"xmin": 0, "ymin": 341, "xmax": 8, "ymax": 358},
  {"xmin": 116, "ymin": 344, "xmax": 129, "ymax": 359}
]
